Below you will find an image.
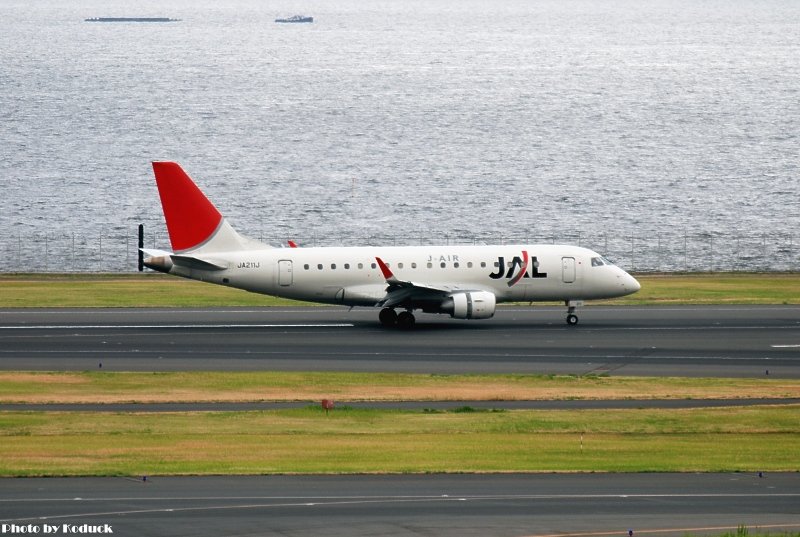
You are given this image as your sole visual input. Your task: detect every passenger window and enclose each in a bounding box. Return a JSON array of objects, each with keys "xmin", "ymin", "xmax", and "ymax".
[
  {"xmin": 454, "ymin": 262, "xmax": 459, "ymax": 268},
  {"xmin": 411, "ymin": 262, "xmax": 417, "ymax": 269},
  {"xmin": 427, "ymin": 262, "xmax": 432, "ymax": 268},
  {"xmin": 344, "ymin": 263, "xmax": 350, "ymax": 269},
  {"xmin": 331, "ymin": 264, "xmax": 336, "ymax": 270},
  {"xmin": 440, "ymin": 262, "xmax": 446, "ymax": 268},
  {"xmin": 304, "ymin": 264, "xmax": 309, "ymax": 270},
  {"xmin": 398, "ymin": 263, "xmax": 404, "ymax": 269},
  {"xmin": 358, "ymin": 263, "xmax": 363, "ymax": 269},
  {"xmin": 317, "ymin": 264, "xmax": 323, "ymax": 270},
  {"xmin": 467, "ymin": 262, "xmax": 473, "ymax": 268},
  {"xmin": 371, "ymin": 263, "xmax": 377, "ymax": 269},
  {"xmin": 481, "ymin": 262, "xmax": 486, "ymax": 268}
]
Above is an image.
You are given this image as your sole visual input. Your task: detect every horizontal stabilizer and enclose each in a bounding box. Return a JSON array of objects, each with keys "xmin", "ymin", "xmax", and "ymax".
[
  {"xmin": 140, "ymin": 248, "xmax": 228, "ymax": 272},
  {"xmin": 140, "ymin": 248, "xmax": 172, "ymax": 258},
  {"xmin": 170, "ymin": 255, "xmax": 228, "ymax": 271}
]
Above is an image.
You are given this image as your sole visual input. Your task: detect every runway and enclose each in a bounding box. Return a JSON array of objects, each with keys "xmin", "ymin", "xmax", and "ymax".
[
  {"xmin": 1, "ymin": 474, "xmax": 799, "ymax": 537},
  {"xmin": 0, "ymin": 305, "xmax": 798, "ymax": 377},
  {"xmin": 2, "ymin": 306, "xmax": 798, "ymax": 535}
]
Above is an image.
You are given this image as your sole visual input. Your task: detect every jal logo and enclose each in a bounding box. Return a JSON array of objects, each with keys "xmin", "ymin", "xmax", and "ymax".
[{"xmin": 489, "ymin": 250, "xmax": 547, "ymax": 287}]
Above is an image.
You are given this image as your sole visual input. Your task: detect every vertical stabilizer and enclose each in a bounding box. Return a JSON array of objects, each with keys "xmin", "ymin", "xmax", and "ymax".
[{"xmin": 151, "ymin": 162, "xmax": 267, "ymax": 254}]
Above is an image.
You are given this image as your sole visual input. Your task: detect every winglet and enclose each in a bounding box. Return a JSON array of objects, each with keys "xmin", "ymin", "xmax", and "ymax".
[
  {"xmin": 376, "ymin": 257, "xmax": 398, "ymax": 283},
  {"xmin": 288, "ymin": 240, "xmax": 298, "ymax": 248}
]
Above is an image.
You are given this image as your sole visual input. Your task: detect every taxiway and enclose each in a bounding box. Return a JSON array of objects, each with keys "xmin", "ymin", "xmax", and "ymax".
[{"xmin": 1, "ymin": 474, "xmax": 799, "ymax": 537}]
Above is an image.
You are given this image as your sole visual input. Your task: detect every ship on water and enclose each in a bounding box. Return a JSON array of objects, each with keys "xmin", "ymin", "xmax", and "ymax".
[
  {"xmin": 85, "ymin": 17, "xmax": 180, "ymax": 23},
  {"xmin": 275, "ymin": 15, "xmax": 313, "ymax": 23}
]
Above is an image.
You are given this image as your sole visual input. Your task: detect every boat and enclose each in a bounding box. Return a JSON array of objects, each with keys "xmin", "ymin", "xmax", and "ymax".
[
  {"xmin": 275, "ymin": 15, "xmax": 313, "ymax": 23},
  {"xmin": 85, "ymin": 17, "xmax": 180, "ymax": 23}
]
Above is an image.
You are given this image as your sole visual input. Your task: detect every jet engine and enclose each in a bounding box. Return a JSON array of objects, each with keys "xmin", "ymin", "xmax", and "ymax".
[{"xmin": 441, "ymin": 291, "xmax": 496, "ymax": 320}]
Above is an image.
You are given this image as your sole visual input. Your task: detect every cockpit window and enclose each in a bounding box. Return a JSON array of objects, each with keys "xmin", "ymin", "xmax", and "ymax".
[{"xmin": 591, "ymin": 256, "xmax": 616, "ymax": 267}]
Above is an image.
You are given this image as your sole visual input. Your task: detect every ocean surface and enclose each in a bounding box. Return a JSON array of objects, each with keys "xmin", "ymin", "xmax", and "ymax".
[{"xmin": 1, "ymin": 0, "xmax": 798, "ymax": 271}]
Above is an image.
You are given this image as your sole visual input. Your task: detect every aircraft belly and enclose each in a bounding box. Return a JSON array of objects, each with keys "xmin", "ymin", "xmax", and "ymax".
[{"xmin": 515, "ymin": 280, "xmax": 585, "ymax": 301}]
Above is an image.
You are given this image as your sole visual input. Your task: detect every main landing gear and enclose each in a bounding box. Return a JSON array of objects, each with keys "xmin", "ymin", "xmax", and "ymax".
[
  {"xmin": 565, "ymin": 300, "xmax": 584, "ymax": 326},
  {"xmin": 379, "ymin": 307, "xmax": 415, "ymax": 329}
]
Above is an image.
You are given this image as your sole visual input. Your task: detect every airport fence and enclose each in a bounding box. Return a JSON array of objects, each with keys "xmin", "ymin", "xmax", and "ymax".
[{"xmin": 0, "ymin": 229, "xmax": 797, "ymax": 274}]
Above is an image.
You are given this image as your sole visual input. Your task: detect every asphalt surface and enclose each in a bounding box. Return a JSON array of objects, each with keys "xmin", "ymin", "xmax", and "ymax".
[
  {"xmin": 1, "ymin": 474, "xmax": 799, "ymax": 537},
  {"xmin": 2, "ymin": 398, "xmax": 798, "ymax": 412},
  {"xmin": 0, "ymin": 305, "xmax": 798, "ymax": 377},
  {"xmin": 2, "ymin": 306, "xmax": 799, "ymax": 535}
]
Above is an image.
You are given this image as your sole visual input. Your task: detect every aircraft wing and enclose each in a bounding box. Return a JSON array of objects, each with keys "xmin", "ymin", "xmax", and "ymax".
[{"xmin": 374, "ymin": 257, "xmax": 474, "ymax": 308}]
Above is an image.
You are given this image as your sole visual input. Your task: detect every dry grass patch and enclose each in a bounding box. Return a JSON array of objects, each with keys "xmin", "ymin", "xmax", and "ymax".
[
  {"xmin": 1, "ymin": 372, "xmax": 800, "ymax": 404},
  {"xmin": 0, "ymin": 372, "xmax": 87, "ymax": 385}
]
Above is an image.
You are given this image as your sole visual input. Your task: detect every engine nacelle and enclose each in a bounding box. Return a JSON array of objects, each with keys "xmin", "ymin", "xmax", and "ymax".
[{"xmin": 442, "ymin": 291, "xmax": 496, "ymax": 320}]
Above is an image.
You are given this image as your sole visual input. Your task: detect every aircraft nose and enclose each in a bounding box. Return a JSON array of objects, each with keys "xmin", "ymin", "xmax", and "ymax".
[{"xmin": 624, "ymin": 272, "xmax": 641, "ymax": 293}]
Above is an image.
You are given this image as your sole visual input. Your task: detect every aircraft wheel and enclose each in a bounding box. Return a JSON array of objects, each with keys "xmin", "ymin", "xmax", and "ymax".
[
  {"xmin": 566, "ymin": 314, "xmax": 579, "ymax": 326},
  {"xmin": 397, "ymin": 311, "xmax": 416, "ymax": 330},
  {"xmin": 379, "ymin": 308, "xmax": 398, "ymax": 327}
]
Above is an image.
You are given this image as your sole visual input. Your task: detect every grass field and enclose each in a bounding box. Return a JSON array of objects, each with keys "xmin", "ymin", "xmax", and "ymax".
[
  {"xmin": 1, "ymin": 372, "xmax": 797, "ymax": 475},
  {"xmin": 615, "ymin": 272, "xmax": 800, "ymax": 305},
  {"xmin": 1, "ymin": 272, "xmax": 797, "ymax": 477},
  {"xmin": 0, "ymin": 272, "xmax": 798, "ymax": 307},
  {"xmin": 0, "ymin": 405, "xmax": 797, "ymax": 476},
  {"xmin": 0, "ymin": 273, "xmax": 308, "ymax": 307}
]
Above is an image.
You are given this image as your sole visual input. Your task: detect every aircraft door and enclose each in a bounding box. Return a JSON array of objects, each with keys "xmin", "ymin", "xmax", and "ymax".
[
  {"xmin": 278, "ymin": 260, "xmax": 293, "ymax": 286},
  {"xmin": 562, "ymin": 257, "xmax": 576, "ymax": 283}
]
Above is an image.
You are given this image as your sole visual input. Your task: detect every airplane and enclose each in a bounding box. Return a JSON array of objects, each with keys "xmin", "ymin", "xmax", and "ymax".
[{"xmin": 142, "ymin": 162, "xmax": 641, "ymax": 328}]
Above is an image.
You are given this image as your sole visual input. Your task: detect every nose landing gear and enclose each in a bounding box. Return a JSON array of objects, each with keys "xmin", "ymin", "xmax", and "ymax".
[{"xmin": 565, "ymin": 300, "xmax": 584, "ymax": 326}]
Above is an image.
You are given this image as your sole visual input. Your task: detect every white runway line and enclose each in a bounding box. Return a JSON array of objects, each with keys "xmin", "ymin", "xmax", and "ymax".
[
  {"xmin": 0, "ymin": 324, "xmax": 354, "ymax": 330},
  {"xmin": 4, "ymin": 492, "xmax": 800, "ymax": 523}
]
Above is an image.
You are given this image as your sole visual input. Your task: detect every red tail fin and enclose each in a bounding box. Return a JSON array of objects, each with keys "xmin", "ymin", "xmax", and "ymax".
[{"xmin": 152, "ymin": 162, "xmax": 223, "ymax": 252}]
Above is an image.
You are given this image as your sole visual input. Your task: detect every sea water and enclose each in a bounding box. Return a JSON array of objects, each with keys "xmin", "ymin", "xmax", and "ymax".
[{"xmin": 1, "ymin": 0, "xmax": 798, "ymax": 271}]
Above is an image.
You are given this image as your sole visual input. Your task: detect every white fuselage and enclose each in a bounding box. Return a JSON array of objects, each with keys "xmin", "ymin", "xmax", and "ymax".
[
  {"xmin": 166, "ymin": 244, "xmax": 639, "ymax": 307},
  {"xmin": 145, "ymin": 161, "xmax": 641, "ymax": 325}
]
